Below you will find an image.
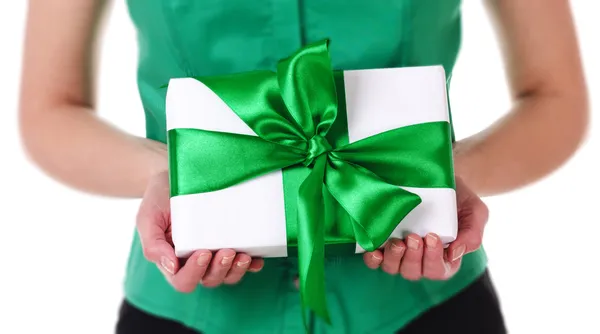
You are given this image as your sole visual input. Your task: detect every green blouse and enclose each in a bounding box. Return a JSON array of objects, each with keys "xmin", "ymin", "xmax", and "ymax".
[{"xmin": 124, "ymin": 0, "xmax": 487, "ymax": 333}]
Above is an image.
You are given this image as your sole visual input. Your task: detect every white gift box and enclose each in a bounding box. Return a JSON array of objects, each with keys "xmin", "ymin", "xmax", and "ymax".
[{"xmin": 166, "ymin": 65, "xmax": 458, "ymax": 258}]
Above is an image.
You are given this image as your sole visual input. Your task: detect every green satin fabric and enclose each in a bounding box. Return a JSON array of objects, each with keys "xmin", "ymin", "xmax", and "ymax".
[{"xmin": 168, "ymin": 40, "xmax": 454, "ymax": 324}]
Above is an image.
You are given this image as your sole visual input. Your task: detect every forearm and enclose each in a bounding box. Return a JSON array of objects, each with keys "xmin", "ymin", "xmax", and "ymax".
[
  {"xmin": 18, "ymin": 1, "xmax": 157, "ymax": 198},
  {"xmin": 461, "ymin": 0, "xmax": 590, "ymax": 197},
  {"xmin": 20, "ymin": 105, "xmax": 166, "ymax": 198},
  {"xmin": 453, "ymin": 92, "xmax": 588, "ymax": 197}
]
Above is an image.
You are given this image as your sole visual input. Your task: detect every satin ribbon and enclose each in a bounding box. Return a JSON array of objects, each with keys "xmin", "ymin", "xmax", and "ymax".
[{"xmin": 168, "ymin": 40, "xmax": 454, "ymax": 325}]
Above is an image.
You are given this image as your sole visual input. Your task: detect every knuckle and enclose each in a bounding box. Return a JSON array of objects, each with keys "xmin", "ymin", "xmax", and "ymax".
[
  {"xmin": 142, "ymin": 246, "xmax": 157, "ymax": 261},
  {"xmin": 136, "ymin": 207, "xmax": 161, "ymax": 226},
  {"xmin": 469, "ymin": 234, "xmax": 483, "ymax": 248},
  {"xmin": 215, "ymin": 265, "xmax": 231, "ymax": 275},
  {"xmin": 475, "ymin": 201, "xmax": 490, "ymax": 224},
  {"xmin": 425, "ymin": 249, "xmax": 441, "ymax": 260},
  {"xmin": 423, "ymin": 259, "xmax": 439, "ymax": 272},
  {"xmin": 404, "ymin": 254, "xmax": 421, "ymax": 265},
  {"xmin": 399, "ymin": 264, "xmax": 422, "ymax": 281}
]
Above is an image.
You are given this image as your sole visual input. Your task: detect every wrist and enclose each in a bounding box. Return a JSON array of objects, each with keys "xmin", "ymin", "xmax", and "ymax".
[
  {"xmin": 140, "ymin": 138, "xmax": 169, "ymax": 181},
  {"xmin": 452, "ymin": 137, "xmax": 483, "ymax": 190},
  {"xmin": 452, "ymin": 139, "xmax": 474, "ymax": 179}
]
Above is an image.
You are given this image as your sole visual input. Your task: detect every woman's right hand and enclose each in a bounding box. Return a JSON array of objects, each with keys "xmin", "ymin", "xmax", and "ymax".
[{"xmin": 136, "ymin": 170, "xmax": 264, "ymax": 292}]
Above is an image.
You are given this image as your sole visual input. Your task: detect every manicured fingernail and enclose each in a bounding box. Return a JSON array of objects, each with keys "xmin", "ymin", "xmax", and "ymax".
[
  {"xmin": 221, "ymin": 255, "xmax": 235, "ymax": 266},
  {"xmin": 160, "ymin": 256, "xmax": 175, "ymax": 275},
  {"xmin": 237, "ymin": 259, "xmax": 250, "ymax": 268},
  {"xmin": 372, "ymin": 253, "xmax": 382, "ymax": 261},
  {"xmin": 407, "ymin": 236, "xmax": 420, "ymax": 250},
  {"xmin": 452, "ymin": 244, "xmax": 466, "ymax": 262},
  {"xmin": 390, "ymin": 241, "xmax": 405, "ymax": 254},
  {"xmin": 425, "ymin": 234, "xmax": 438, "ymax": 248},
  {"xmin": 197, "ymin": 253, "xmax": 211, "ymax": 267}
]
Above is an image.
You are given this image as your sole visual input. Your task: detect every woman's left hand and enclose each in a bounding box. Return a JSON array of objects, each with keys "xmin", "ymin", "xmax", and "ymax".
[{"xmin": 363, "ymin": 176, "xmax": 488, "ymax": 280}]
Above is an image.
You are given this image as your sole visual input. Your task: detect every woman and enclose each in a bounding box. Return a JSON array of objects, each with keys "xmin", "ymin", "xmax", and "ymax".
[{"xmin": 19, "ymin": 0, "xmax": 588, "ymax": 333}]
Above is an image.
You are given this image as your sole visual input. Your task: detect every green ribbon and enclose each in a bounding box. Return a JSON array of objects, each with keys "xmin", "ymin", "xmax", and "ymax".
[{"xmin": 167, "ymin": 40, "xmax": 454, "ymax": 325}]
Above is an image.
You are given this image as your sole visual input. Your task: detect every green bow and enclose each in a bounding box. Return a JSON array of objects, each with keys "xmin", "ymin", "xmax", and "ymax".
[{"xmin": 168, "ymin": 40, "xmax": 454, "ymax": 325}]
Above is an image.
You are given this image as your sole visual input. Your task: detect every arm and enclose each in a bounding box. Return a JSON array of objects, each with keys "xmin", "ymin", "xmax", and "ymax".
[
  {"xmin": 18, "ymin": 0, "xmax": 166, "ymax": 198},
  {"xmin": 368, "ymin": 0, "xmax": 589, "ymax": 278},
  {"xmin": 453, "ymin": 0, "xmax": 589, "ymax": 196},
  {"xmin": 18, "ymin": 0, "xmax": 263, "ymax": 288}
]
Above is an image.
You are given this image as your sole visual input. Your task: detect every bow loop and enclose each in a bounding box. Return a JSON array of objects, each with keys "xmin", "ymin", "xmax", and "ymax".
[
  {"xmin": 304, "ymin": 135, "xmax": 333, "ymax": 167},
  {"xmin": 276, "ymin": 40, "xmax": 338, "ymax": 141}
]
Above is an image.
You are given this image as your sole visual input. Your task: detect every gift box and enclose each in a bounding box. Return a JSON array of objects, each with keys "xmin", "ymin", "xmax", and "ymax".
[{"xmin": 165, "ymin": 40, "xmax": 457, "ymax": 321}]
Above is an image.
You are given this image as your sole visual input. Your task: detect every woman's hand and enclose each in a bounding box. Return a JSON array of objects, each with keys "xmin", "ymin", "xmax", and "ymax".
[
  {"xmin": 363, "ymin": 176, "xmax": 488, "ymax": 280},
  {"xmin": 137, "ymin": 171, "xmax": 264, "ymax": 292}
]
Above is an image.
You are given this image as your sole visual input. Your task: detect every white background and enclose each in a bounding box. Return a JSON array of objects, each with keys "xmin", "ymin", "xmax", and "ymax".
[{"xmin": 0, "ymin": 2, "xmax": 598, "ymax": 333}]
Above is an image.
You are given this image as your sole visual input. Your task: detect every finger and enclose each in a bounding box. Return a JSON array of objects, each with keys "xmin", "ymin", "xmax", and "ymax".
[
  {"xmin": 382, "ymin": 238, "xmax": 406, "ymax": 275},
  {"xmin": 248, "ymin": 258, "xmax": 264, "ymax": 273},
  {"xmin": 399, "ymin": 234, "xmax": 423, "ymax": 281},
  {"xmin": 224, "ymin": 253, "xmax": 252, "ymax": 285},
  {"xmin": 169, "ymin": 250, "xmax": 212, "ymax": 293},
  {"xmin": 201, "ymin": 249, "xmax": 236, "ymax": 288},
  {"xmin": 422, "ymin": 233, "xmax": 448, "ymax": 280},
  {"xmin": 363, "ymin": 250, "xmax": 384, "ymax": 269}
]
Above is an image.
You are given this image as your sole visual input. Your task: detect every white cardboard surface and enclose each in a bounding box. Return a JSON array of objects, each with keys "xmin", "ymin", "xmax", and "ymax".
[{"xmin": 166, "ymin": 65, "xmax": 457, "ymax": 257}]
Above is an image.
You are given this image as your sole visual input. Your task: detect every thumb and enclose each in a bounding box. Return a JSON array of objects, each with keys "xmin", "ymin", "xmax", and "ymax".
[
  {"xmin": 137, "ymin": 209, "xmax": 178, "ymax": 276},
  {"xmin": 447, "ymin": 197, "xmax": 488, "ymax": 263}
]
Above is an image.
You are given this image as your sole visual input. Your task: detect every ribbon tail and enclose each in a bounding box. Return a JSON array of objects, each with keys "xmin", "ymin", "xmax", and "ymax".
[
  {"xmin": 325, "ymin": 158, "xmax": 422, "ymax": 251},
  {"xmin": 297, "ymin": 155, "xmax": 331, "ymax": 327}
]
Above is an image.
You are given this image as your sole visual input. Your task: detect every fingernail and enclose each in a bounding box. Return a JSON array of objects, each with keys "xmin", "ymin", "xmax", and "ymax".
[
  {"xmin": 452, "ymin": 244, "xmax": 466, "ymax": 262},
  {"xmin": 372, "ymin": 253, "xmax": 382, "ymax": 261},
  {"xmin": 237, "ymin": 259, "xmax": 250, "ymax": 268},
  {"xmin": 160, "ymin": 256, "xmax": 175, "ymax": 275},
  {"xmin": 221, "ymin": 255, "xmax": 235, "ymax": 266},
  {"xmin": 407, "ymin": 236, "xmax": 420, "ymax": 250},
  {"xmin": 425, "ymin": 234, "xmax": 438, "ymax": 248},
  {"xmin": 390, "ymin": 241, "xmax": 405, "ymax": 254},
  {"xmin": 444, "ymin": 261, "xmax": 452, "ymax": 277},
  {"xmin": 197, "ymin": 253, "xmax": 211, "ymax": 267}
]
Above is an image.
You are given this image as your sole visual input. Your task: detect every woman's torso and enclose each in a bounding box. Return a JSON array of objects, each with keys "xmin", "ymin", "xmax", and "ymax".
[{"xmin": 124, "ymin": 1, "xmax": 487, "ymax": 333}]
